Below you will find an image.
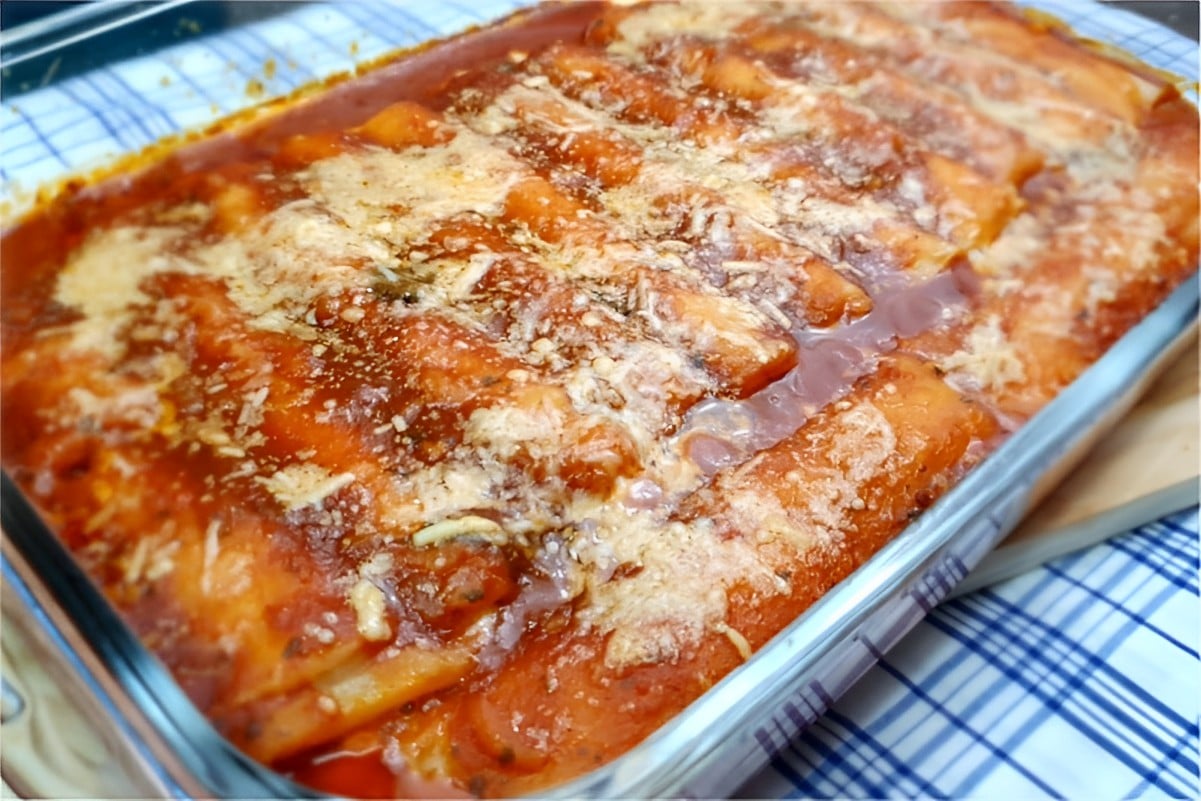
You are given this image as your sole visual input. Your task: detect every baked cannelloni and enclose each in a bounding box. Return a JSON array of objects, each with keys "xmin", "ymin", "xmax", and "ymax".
[{"xmin": 1, "ymin": 1, "xmax": 1196, "ymax": 797}]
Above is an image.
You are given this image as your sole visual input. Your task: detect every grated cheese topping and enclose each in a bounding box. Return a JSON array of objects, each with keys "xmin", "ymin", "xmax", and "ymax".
[
  {"xmin": 256, "ymin": 465, "xmax": 357, "ymax": 512},
  {"xmin": 3, "ymin": 2, "xmax": 1196, "ymax": 794},
  {"xmin": 41, "ymin": 11, "xmax": 1155, "ymax": 666},
  {"xmin": 940, "ymin": 315, "xmax": 1027, "ymax": 392}
]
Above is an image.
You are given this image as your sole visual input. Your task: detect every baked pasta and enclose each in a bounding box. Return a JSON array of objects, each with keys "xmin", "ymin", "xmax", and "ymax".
[{"xmin": 1, "ymin": 1, "xmax": 1196, "ymax": 796}]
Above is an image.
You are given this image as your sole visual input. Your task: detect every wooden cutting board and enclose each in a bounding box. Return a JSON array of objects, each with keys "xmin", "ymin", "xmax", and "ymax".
[{"xmin": 953, "ymin": 331, "xmax": 1199, "ymax": 595}]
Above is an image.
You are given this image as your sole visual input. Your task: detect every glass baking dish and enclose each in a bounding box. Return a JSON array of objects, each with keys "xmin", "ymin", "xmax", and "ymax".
[{"xmin": 1, "ymin": 1, "xmax": 1197, "ymax": 797}]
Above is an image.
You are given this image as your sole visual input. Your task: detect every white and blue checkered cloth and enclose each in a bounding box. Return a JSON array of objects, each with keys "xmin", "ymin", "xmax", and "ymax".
[
  {"xmin": 740, "ymin": 507, "xmax": 1200, "ymax": 799},
  {"xmin": 2, "ymin": 1, "xmax": 1197, "ymax": 798}
]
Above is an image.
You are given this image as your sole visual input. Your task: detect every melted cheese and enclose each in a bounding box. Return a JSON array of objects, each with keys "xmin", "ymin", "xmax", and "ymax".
[
  {"xmin": 303, "ymin": 134, "xmax": 524, "ymax": 247},
  {"xmin": 940, "ymin": 315, "xmax": 1026, "ymax": 391},
  {"xmin": 13, "ymin": 3, "xmax": 1195, "ymax": 773},
  {"xmin": 571, "ymin": 511, "xmax": 780, "ymax": 668},
  {"xmin": 609, "ymin": 1, "xmax": 762, "ymax": 58},
  {"xmin": 349, "ymin": 577, "xmax": 392, "ymax": 642},
  {"xmin": 54, "ymin": 226, "xmax": 190, "ymax": 357},
  {"xmin": 256, "ymin": 464, "xmax": 356, "ymax": 512}
]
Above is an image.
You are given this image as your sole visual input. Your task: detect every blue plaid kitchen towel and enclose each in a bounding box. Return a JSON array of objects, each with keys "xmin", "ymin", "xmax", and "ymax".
[
  {"xmin": 740, "ymin": 506, "xmax": 1200, "ymax": 799},
  {"xmin": 1, "ymin": 1, "xmax": 1197, "ymax": 799}
]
